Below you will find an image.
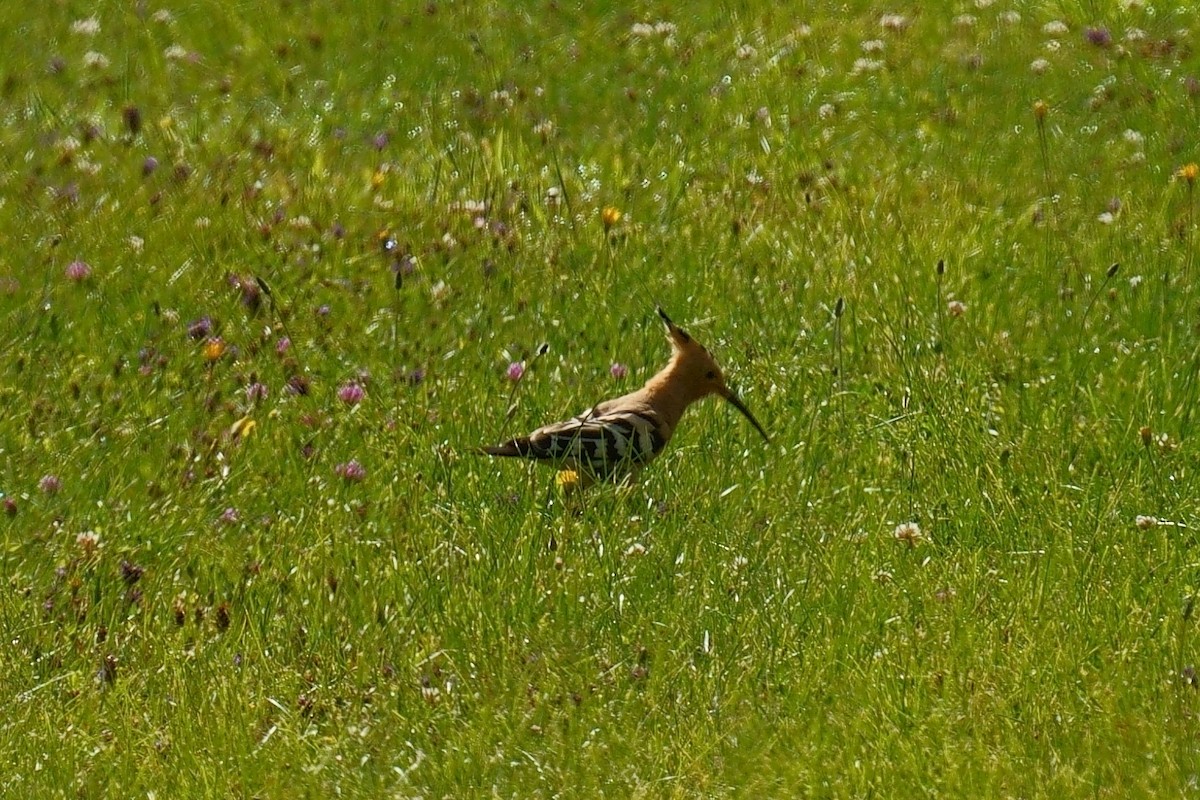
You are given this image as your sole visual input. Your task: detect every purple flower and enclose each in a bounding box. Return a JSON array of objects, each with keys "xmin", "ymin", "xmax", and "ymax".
[
  {"xmin": 275, "ymin": 336, "xmax": 291, "ymax": 355},
  {"xmin": 187, "ymin": 316, "xmax": 214, "ymax": 340},
  {"xmin": 1084, "ymin": 26, "xmax": 1112, "ymax": 47},
  {"xmin": 315, "ymin": 304, "xmax": 331, "ymax": 318},
  {"xmin": 218, "ymin": 507, "xmax": 239, "ymax": 525},
  {"xmin": 142, "ymin": 156, "xmax": 158, "ymax": 176},
  {"xmin": 285, "ymin": 375, "xmax": 310, "ymax": 396},
  {"xmin": 335, "ymin": 460, "xmax": 366, "ymax": 481},
  {"xmin": 39, "ymin": 475, "xmax": 62, "ymax": 494},
  {"xmin": 337, "ymin": 382, "xmax": 365, "ymax": 405},
  {"xmin": 246, "ymin": 381, "xmax": 269, "ymax": 402},
  {"xmin": 506, "ymin": 361, "xmax": 525, "ymax": 382},
  {"xmin": 372, "ymin": 131, "xmax": 390, "ymax": 150},
  {"xmin": 65, "ymin": 260, "xmax": 92, "ymax": 282},
  {"xmin": 610, "ymin": 362, "xmax": 629, "ymax": 380},
  {"xmin": 3, "ymin": 498, "xmax": 17, "ymax": 516}
]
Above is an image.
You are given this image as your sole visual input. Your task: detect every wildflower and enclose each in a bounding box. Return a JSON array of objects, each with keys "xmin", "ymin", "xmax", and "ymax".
[
  {"xmin": 892, "ymin": 521, "xmax": 925, "ymax": 547},
  {"xmin": 506, "ymin": 361, "xmax": 525, "ymax": 382},
  {"xmin": 187, "ymin": 316, "xmax": 214, "ymax": 340},
  {"xmin": 880, "ymin": 14, "xmax": 909, "ymax": 32},
  {"xmin": 163, "ymin": 44, "xmax": 189, "ymax": 62},
  {"xmin": 335, "ymin": 460, "xmax": 367, "ymax": 482},
  {"xmin": 555, "ymin": 469, "xmax": 581, "ymax": 491},
  {"xmin": 1033, "ymin": 99, "xmax": 1049, "ymax": 120},
  {"xmin": 203, "ymin": 337, "xmax": 226, "ymax": 361},
  {"xmin": 3, "ymin": 498, "xmax": 16, "ymax": 516},
  {"xmin": 601, "ymin": 206, "xmax": 622, "ymax": 230},
  {"xmin": 625, "ymin": 542, "xmax": 647, "ymax": 557},
  {"xmin": 1097, "ymin": 212, "xmax": 1115, "ymax": 225},
  {"xmin": 120, "ymin": 560, "xmax": 144, "ymax": 585},
  {"xmin": 142, "ymin": 156, "xmax": 159, "ymax": 176},
  {"xmin": 736, "ymin": 43, "xmax": 757, "ymax": 60},
  {"xmin": 285, "ymin": 375, "xmax": 310, "ymax": 396},
  {"xmin": 610, "ymin": 362, "xmax": 629, "ymax": 380},
  {"xmin": 372, "ymin": 131, "xmax": 389, "ymax": 150},
  {"xmin": 818, "ymin": 103, "xmax": 837, "ymax": 119},
  {"xmin": 947, "ymin": 300, "xmax": 967, "ymax": 317},
  {"xmin": 246, "ymin": 381, "xmax": 269, "ymax": 403},
  {"xmin": 1139, "ymin": 425, "xmax": 1153, "ymax": 446},
  {"xmin": 1084, "ymin": 27, "xmax": 1112, "ymax": 48},
  {"xmin": 999, "ymin": 11, "xmax": 1021, "ymax": 24},
  {"xmin": 65, "ymin": 260, "xmax": 92, "ymax": 282},
  {"xmin": 1043, "ymin": 20, "xmax": 1069, "ymax": 36},
  {"xmin": 82, "ymin": 51, "xmax": 110, "ymax": 70},
  {"xmin": 76, "ymin": 530, "xmax": 101, "ymax": 555},
  {"xmin": 1135, "ymin": 515, "xmax": 1158, "ymax": 530},
  {"xmin": 1030, "ymin": 59, "xmax": 1051, "ymax": 75},
  {"xmin": 861, "ymin": 39, "xmax": 885, "ymax": 54},
  {"xmin": 218, "ymin": 507, "xmax": 239, "ymax": 526},
  {"xmin": 275, "ymin": 336, "xmax": 291, "ymax": 355},
  {"xmin": 1178, "ymin": 163, "xmax": 1199, "ymax": 185},
  {"xmin": 71, "ymin": 17, "xmax": 101, "ymax": 35},
  {"xmin": 39, "ymin": 475, "xmax": 62, "ymax": 495},
  {"xmin": 337, "ymin": 382, "xmax": 365, "ymax": 405}
]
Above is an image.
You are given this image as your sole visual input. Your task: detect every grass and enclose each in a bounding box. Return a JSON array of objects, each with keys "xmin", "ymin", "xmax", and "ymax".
[{"xmin": 2, "ymin": 0, "xmax": 1199, "ymax": 796}]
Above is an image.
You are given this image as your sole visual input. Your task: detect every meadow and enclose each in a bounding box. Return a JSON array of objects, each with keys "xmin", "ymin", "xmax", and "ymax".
[{"xmin": 2, "ymin": 0, "xmax": 1199, "ymax": 796}]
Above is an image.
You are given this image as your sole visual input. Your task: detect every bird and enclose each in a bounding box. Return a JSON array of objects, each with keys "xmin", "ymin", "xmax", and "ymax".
[{"xmin": 480, "ymin": 307, "xmax": 769, "ymax": 486}]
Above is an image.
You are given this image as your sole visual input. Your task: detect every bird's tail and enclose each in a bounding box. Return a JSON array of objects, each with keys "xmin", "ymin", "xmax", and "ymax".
[{"xmin": 476, "ymin": 438, "xmax": 533, "ymax": 457}]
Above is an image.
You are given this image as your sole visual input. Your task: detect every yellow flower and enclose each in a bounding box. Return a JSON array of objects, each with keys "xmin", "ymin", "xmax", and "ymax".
[
  {"xmin": 1032, "ymin": 100, "xmax": 1048, "ymax": 122},
  {"xmin": 203, "ymin": 337, "xmax": 226, "ymax": 361},
  {"xmin": 601, "ymin": 206, "xmax": 622, "ymax": 230},
  {"xmin": 371, "ymin": 169, "xmax": 386, "ymax": 189},
  {"xmin": 1178, "ymin": 163, "xmax": 1199, "ymax": 185},
  {"xmin": 229, "ymin": 416, "xmax": 256, "ymax": 441},
  {"xmin": 556, "ymin": 469, "xmax": 582, "ymax": 491}
]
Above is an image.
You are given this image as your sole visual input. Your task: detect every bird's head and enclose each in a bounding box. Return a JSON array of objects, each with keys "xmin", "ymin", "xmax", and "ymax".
[{"xmin": 657, "ymin": 307, "xmax": 770, "ymax": 443}]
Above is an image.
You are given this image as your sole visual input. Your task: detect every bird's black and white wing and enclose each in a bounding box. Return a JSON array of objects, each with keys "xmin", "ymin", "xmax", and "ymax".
[{"xmin": 483, "ymin": 406, "xmax": 666, "ymax": 478}]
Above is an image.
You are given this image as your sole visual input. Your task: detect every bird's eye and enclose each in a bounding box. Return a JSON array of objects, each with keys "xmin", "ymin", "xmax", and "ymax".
[{"xmin": 706, "ymin": 370, "xmax": 716, "ymax": 380}]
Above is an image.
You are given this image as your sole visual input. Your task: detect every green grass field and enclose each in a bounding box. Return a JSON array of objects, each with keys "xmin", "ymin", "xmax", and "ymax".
[{"xmin": 2, "ymin": 1, "xmax": 1199, "ymax": 796}]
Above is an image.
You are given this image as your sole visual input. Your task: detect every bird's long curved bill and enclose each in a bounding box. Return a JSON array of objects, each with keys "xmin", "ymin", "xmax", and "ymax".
[{"xmin": 724, "ymin": 392, "xmax": 770, "ymax": 443}]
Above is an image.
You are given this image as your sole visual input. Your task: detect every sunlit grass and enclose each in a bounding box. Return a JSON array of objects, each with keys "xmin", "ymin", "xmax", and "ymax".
[{"xmin": 1, "ymin": 1, "xmax": 1199, "ymax": 796}]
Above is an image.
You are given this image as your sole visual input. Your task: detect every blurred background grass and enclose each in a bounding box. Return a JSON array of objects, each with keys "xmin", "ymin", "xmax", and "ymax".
[{"xmin": 1, "ymin": 1, "xmax": 1199, "ymax": 796}]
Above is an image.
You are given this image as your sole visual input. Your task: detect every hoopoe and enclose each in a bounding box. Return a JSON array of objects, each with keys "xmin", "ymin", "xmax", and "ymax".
[{"xmin": 480, "ymin": 308, "xmax": 769, "ymax": 485}]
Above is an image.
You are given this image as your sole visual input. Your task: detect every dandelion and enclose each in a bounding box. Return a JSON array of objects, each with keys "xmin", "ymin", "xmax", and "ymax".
[
  {"xmin": 1135, "ymin": 515, "xmax": 1158, "ymax": 530},
  {"xmin": 203, "ymin": 337, "xmax": 226, "ymax": 361},
  {"xmin": 601, "ymin": 206, "xmax": 622, "ymax": 230},
  {"xmin": 1177, "ymin": 163, "xmax": 1199, "ymax": 185},
  {"xmin": 506, "ymin": 361, "xmax": 525, "ymax": 382},
  {"xmin": 610, "ymin": 362, "xmax": 629, "ymax": 379},
  {"xmin": 335, "ymin": 460, "xmax": 367, "ymax": 482},
  {"xmin": 892, "ymin": 521, "xmax": 925, "ymax": 547},
  {"xmin": 947, "ymin": 300, "xmax": 967, "ymax": 317},
  {"xmin": 337, "ymin": 382, "xmax": 365, "ymax": 405},
  {"xmin": 65, "ymin": 260, "xmax": 92, "ymax": 281},
  {"xmin": 39, "ymin": 475, "xmax": 62, "ymax": 495}
]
